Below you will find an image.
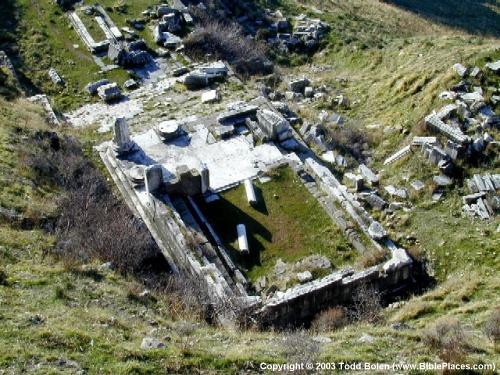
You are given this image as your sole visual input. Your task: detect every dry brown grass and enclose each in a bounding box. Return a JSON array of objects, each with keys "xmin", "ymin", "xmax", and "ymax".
[
  {"xmin": 311, "ymin": 306, "xmax": 348, "ymax": 332},
  {"xmin": 422, "ymin": 317, "xmax": 468, "ymax": 363},
  {"xmin": 357, "ymin": 248, "xmax": 387, "ymax": 268}
]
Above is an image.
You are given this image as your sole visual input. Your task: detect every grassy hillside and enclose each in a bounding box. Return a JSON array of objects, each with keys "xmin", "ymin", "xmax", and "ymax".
[{"xmin": 272, "ymin": 0, "xmax": 500, "ymax": 279}]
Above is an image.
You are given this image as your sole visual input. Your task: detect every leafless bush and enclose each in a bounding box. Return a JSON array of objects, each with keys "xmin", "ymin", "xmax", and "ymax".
[
  {"xmin": 349, "ymin": 283, "xmax": 383, "ymax": 323},
  {"xmin": 311, "ymin": 307, "xmax": 348, "ymax": 332},
  {"xmin": 281, "ymin": 330, "xmax": 320, "ymax": 371},
  {"xmin": 155, "ymin": 276, "xmax": 219, "ymax": 323},
  {"xmin": 26, "ymin": 131, "xmax": 161, "ymax": 275},
  {"xmin": 184, "ymin": 19, "xmax": 271, "ymax": 76},
  {"xmin": 326, "ymin": 124, "xmax": 372, "ymax": 162},
  {"xmin": 483, "ymin": 308, "xmax": 500, "ymax": 343},
  {"xmin": 422, "ymin": 318, "xmax": 467, "ymax": 363},
  {"xmin": 175, "ymin": 321, "xmax": 199, "ymax": 356}
]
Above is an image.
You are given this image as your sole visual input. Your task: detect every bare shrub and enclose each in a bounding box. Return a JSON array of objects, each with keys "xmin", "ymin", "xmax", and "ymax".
[
  {"xmin": 281, "ymin": 330, "xmax": 320, "ymax": 371},
  {"xmin": 422, "ymin": 318, "xmax": 467, "ymax": 363},
  {"xmin": 349, "ymin": 283, "xmax": 383, "ymax": 323},
  {"xmin": 326, "ymin": 124, "xmax": 372, "ymax": 162},
  {"xmin": 184, "ymin": 19, "xmax": 270, "ymax": 76},
  {"xmin": 26, "ymin": 132, "xmax": 162, "ymax": 275},
  {"xmin": 483, "ymin": 308, "xmax": 500, "ymax": 343},
  {"xmin": 311, "ymin": 307, "xmax": 348, "ymax": 332},
  {"xmin": 157, "ymin": 276, "xmax": 213, "ymax": 322},
  {"xmin": 175, "ymin": 321, "xmax": 199, "ymax": 356}
]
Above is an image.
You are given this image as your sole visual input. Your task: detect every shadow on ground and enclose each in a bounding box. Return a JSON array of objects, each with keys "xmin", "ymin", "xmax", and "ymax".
[{"xmin": 382, "ymin": 0, "xmax": 500, "ymax": 37}]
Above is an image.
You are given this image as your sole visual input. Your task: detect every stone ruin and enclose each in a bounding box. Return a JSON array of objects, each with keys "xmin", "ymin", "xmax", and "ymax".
[
  {"xmin": 97, "ymin": 82, "xmax": 122, "ymax": 102},
  {"xmin": 183, "ymin": 61, "xmax": 229, "ymax": 89},
  {"xmin": 108, "ymin": 39, "xmax": 151, "ymax": 68},
  {"xmin": 381, "ymin": 60, "xmax": 499, "ymax": 213},
  {"xmin": 112, "ymin": 117, "xmax": 135, "ymax": 155},
  {"xmin": 96, "ymin": 95, "xmax": 415, "ymax": 327},
  {"xmin": 463, "ymin": 174, "xmax": 500, "ymax": 219},
  {"xmin": 67, "ymin": 3, "xmax": 151, "ymax": 69}
]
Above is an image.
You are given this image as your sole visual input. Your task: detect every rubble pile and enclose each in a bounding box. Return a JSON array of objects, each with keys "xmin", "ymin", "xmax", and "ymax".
[
  {"xmin": 426, "ymin": 61, "xmax": 499, "ymax": 158},
  {"xmin": 266, "ymin": 13, "xmax": 329, "ymax": 53},
  {"xmin": 463, "ymin": 174, "xmax": 500, "ymax": 219}
]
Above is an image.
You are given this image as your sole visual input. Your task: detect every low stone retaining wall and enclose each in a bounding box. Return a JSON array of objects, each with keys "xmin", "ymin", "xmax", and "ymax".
[{"xmin": 255, "ymin": 253, "xmax": 412, "ymax": 327}]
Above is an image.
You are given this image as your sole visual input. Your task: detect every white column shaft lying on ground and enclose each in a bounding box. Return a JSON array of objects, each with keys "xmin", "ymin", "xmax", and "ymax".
[
  {"xmin": 244, "ymin": 179, "xmax": 257, "ymax": 205},
  {"xmin": 237, "ymin": 224, "xmax": 249, "ymax": 254}
]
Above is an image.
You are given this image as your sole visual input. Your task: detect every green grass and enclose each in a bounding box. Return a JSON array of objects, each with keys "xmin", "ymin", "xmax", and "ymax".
[
  {"xmin": 1, "ymin": 0, "xmax": 158, "ymax": 112},
  {"xmin": 88, "ymin": 0, "xmax": 161, "ymax": 48},
  {"xmin": 0, "ymin": 98, "xmax": 58, "ymax": 216},
  {"xmin": 75, "ymin": 8, "xmax": 107, "ymax": 42},
  {"xmin": 197, "ymin": 166, "xmax": 357, "ymax": 283}
]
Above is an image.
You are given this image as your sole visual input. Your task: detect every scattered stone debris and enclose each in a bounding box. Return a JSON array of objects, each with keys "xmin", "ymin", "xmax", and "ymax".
[
  {"xmin": 85, "ymin": 79, "xmax": 110, "ymax": 95},
  {"xmin": 384, "ymin": 185, "xmax": 408, "ymax": 199},
  {"xmin": 48, "ymin": 68, "xmax": 64, "ymax": 85},
  {"xmin": 344, "ymin": 172, "xmax": 364, "ymax": 192},
  {"xmin": 485, "ymin": 60, "xmax": 500, "ymax": 73},
  {"xmin": 433, "ymin": 175, "xmax": 452, "ymax": 187},
  {"xmin": 268, "ymin": 14, "xmax": 329, "ymax": 52},
  {"xmin": 97, "ymin": 82, "xmax": 122, "ymax": 102},
  {"xmin": 183, "ymin": 61, "xmax": 228, "ymax": 89},
  {"xmin": 463, "ymin": 192, "xmax": 496, "ymax": 220},
  {"xmin": 141, "ymin": 337, "xmax": 165, "ymax": 350},
  {"xmin": 297, "ymin": 271, "xmax": 313, "ymax": 283},
  {"xmin": 359, "ymin": 164, "xmax": 379, "ymax": 186},
  {"xmin": 287, "ymin": 77, "xmax": 310, "ymax": 94},
  {"xmin": 124, "ymin": 79, "xmax": 139, "ymax": 90},
  {"xmin": 360, "ymin": 192, "xmax": 387, "ymax": 210},
  {"xmin": 410, "ymin": 180, "xmax": 425, "ymax": 191},
  {"xmin": 368, "ymin": 221, "xmax": 387, "ymax": 241},
  {"xmin": 453, "ymin": 63, "xmax": 468, "ymax": 77},
  {"xmin": 467, "ymin": 174, "xmax": 500, "ymax": 193},
  {"xmin": 108, "ymin": 40, "xmax": 152, "ymax": 68},
  {"xmin": 201, "ymin": 89, "xmax": 220, "ymax": 103}
]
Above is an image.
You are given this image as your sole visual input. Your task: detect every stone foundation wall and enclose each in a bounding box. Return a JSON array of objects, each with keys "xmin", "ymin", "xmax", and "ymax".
[
  {"xmin": 100, "ymin": 142, "xmax": 413, "ymax": 327},
  {"xmin": 256, "ymin": 258, "xmax": 412, "ymax": 327},
  {"xmin": 100, "ymin": 147, "xmax": 244, "ymax": 325}
]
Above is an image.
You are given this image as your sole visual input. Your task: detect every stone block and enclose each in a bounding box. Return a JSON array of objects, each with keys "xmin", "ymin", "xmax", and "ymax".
[{"xmin": 144, "ymin": 165, "xmax": 164, "ymax": 193}]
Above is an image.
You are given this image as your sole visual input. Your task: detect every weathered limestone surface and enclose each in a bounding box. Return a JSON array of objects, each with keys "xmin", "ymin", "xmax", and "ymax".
[
  {"xmin": 383, "ymin": 145, "xmax": 411, "ymax": 166},
  {"xmin": 425, "ymin": 114, "xmax": 470, "ymax": 144}
]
